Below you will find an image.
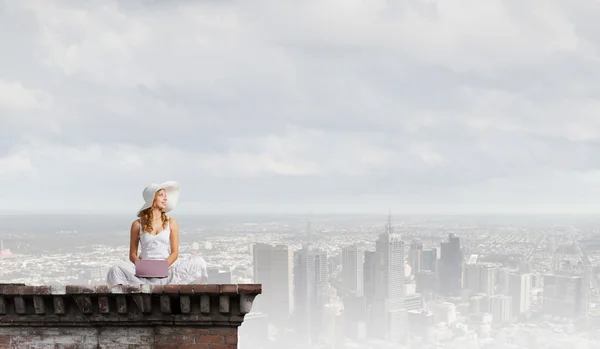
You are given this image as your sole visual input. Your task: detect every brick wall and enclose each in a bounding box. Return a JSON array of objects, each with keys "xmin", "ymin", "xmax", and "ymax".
[{"xmin": 0, "ymin": 284, "xmax": 260, "ymax": 349}]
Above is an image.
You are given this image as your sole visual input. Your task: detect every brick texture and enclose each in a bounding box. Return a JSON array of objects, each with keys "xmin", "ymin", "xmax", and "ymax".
[
  {"xmin": 1, "ymin": 324, "xmax": 241, "ymax": 348},
  {"xmin": 0, "ymin": 284, "xmax": 261, "ymax": 349}
]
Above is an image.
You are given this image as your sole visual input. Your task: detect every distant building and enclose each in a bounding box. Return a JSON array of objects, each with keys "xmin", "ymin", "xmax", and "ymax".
[
  {"xmin": 404, "ymin": 294, "xmax": 422, "ymax": 312},
  {"xmin": 479, "ymin": 264, "xmax": 497, "ymax": 296},
  {"xmin": 439, "ymin": 233, "xmax": 462, "ymax": 296},
  {"xmin": 252, "ymin": 243, "xmax": 294, "ymax": 324},
  {"xmin": 421, "ymin": 248, "xmax": 438, "ymax": 272},
  {"xmin": 341, "ymin": 244, "xmax": 364, "ymax": 297},
  {"xmin": 509, "ymin": 272, "xmax": 531, "ymax": 315},
  {"xmin": 293, "ymin": 244, "xmax": 329, "ymax": 344},
  {"xmin": 464, "ymin": 262, "xmax": 481, "ymax": 293},
  {"xmin": 469, "ymin": 294, "xmax": 484, "ymax": 316},
  {"xmin": 497, "ymin": 267, "xmax": 512, "ymax": 295},
  {"xmin": 366, "ymin": 215, "xmax": 407, "ymax": 344},
  {"xmin": 415, "ymin": 271, "xmax": 437, "ymax": 293},
  {"xmin": 343, "ymin": 295, "xmax": 367, "ymax": 341},
  {"xmin": 543, "ymin": 273, "xmax": 589, "ymax": 318},
  {"xmin": 531, "ymin": 274, "xmax": 543, "ymax": 288},
  {"xmin": 363, "ymin": 250, "xmax": 377, "ymax": 308},
  {"xmin": 490, "ymin": 295, "xmax": 512, "ymax": 323},
  {"xmin": 207, "ymin": 266, "xmax": 232, "ymax": 284},
  {"xmin": 409, "ymin": 240, "xmax": 423, "ymax": 274},
  {"xmin": 435, "ymin": 302, "xmax": 457, "ymax": 324}
]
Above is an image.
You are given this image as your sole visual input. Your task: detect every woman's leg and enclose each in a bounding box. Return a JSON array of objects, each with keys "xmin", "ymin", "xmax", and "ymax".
[
  {"xmin": 106, "ymin": 262, "xmax": 148, "ymax": 285},
  {"xmin": 167, "ymin": 256, "xmax": 209, "ymax": 284}
]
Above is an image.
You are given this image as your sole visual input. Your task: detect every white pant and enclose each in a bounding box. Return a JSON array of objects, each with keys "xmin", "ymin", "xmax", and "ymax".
[{"xmin": 106, "ymin": 256, "xmax": 208, "ymax": 285}]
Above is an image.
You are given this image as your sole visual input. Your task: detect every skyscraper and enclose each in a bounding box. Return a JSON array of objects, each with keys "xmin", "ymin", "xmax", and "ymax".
[
  {"xmin": 369, "ymin": 214, "xmax": 407, "ymax": 343},
  {"xmin": 490, "ymin": 295, "xmax": 512, "ymax": 323},
  {"xmin": 252, "ymin": 243, "xmax": 294, "ymax": 323},
  {"xmin": 464, "ymin": 258, "xmax": 481, "ymax": 293},
  {"xmin": 409, "ymin": 240, "xmax": 423, "ymax": 275},
  {"xmin": 341, "ymin": 244, "xmax": 364, "ymax": 297},
  {"xmin": 421, "ymin": 248, "xmax": 438, "ymax": 272},
  {"xmin": 439, "ymin": 233, "xmax": 463, "ymax": 296},
  {"xmin": 509, "ymin": 272, "xmax": 531, "ymax": 315},
  {"xmin": 293, "ymin": 244, "xmax": 329, "ymax": 344},
  {"xmin": 479, "ymin": 264, "xmax": 497, "ymax": 296},
  {"xmin": 363, "ymin": 250, "xmax": 377, "ymax": 307},
  {"xmin": 543, "ymin": 274, "xmax": 589, "ymax": 318}
]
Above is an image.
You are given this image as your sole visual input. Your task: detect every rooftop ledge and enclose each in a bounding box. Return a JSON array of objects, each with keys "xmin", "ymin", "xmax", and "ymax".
[{"xmin": 0, "ymin": 283, "xmax": 262, "ymax": 327}]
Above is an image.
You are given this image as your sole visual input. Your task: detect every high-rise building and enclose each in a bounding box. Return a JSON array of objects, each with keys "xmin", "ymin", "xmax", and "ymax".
[
  {"xmin": 404, "ymin": 294, "xmax": 422, "ymax": 312},
  {"xmin": 368, "ymin": 214, "xmax": 407, "ymax": 344},
  {"xmin": 479, "ymin": 264, "xmax": 497, "ymax": 296},
  {"xmin": 464, "ymin": 261, "xmax": 481, "ymax": 293},
  {"xmin": 435, "ymin": 302, "xmax": 457, "ymax": 324},
  {"xmin": 341, "ymin": 244, "xmax": 364, "ymax": 297},
  {"xmin": 363, "ymin": 249, "xmax": 377, "ymax": 338},
  {"xmin": 439, "ymin": 233, "xmax": 463, "ymax": 296},
  {"xmin": 415, "ymin": 271, "xmax": 437, "ymax": 293},
  {"xmin": 469, "ymin": 294, "xmax": 485, "ymax": 315},
  {"xmin": 343, "ymin": 295, "xmax": 367, "ymax": 341},
  {"xmin": 497, "ymin": 267, "xmax": 512, "ymax": 295},
  {"xmin": 509, "ymin": 272, "xmax": 531, "ymax": 315},
  {"xmin": 421, "ymin": 248, "xmax": 438, "ymax": 272},
  {"xmin": 252, "ymin": 243, "xmax": 294, "ymax": 323},
  {"xmin": 363, "ymin": 250, "xmax": 377, "ymax": 307},
  {"xmin": 409, "ymin": 240, "xmax": 423, "ymax": 275},
  {"xmin": 543, "ymin": 274, "xmax": 589, "ymax": 318},
  {"xmin": 293, "ymin": 244, "xmax": 329, "ymax": 344},
  {"xmin": 490, "ymin": 295, "xmax": 512, "ymax": 323}
]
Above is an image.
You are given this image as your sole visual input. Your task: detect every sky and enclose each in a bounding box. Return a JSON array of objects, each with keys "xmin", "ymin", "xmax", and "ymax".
[{"xmin": 2, "ymin": 0, "xmax": 600, "ymax": 215}]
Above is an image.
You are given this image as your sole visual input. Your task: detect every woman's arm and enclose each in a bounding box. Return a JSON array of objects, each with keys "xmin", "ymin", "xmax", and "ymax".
[
  {"xmin": 167, "ymin": 217, "xmax": 179, "ymax": 267},
  {"xmin": 129, "ymin": 220, "xmax": 141, "ymax": 263}
]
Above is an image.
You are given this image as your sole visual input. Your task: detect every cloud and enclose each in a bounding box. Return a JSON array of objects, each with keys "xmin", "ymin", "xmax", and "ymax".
[
  {"xmin": 0, "ymin": 153, "xmax": 36, "ymax": 179},
  {"xmin": 0, "ymin": 80, "xmax": 53, "ymax": 110},
  {"xmin": 1, "ymin": 0, "xmax": 600, "ymax": 213}
]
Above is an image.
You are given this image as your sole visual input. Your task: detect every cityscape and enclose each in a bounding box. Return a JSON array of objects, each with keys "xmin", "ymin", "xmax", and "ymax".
[
  {"xmin": 4, "ymin": 0, "xmax": 600, "ymax": 348},
  {"xmin": 1, "ymin": 213, "xmax": 599, "ymax": 348}
]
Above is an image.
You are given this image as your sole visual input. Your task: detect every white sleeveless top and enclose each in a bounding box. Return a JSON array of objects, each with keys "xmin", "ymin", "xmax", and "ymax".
[{"xmin": 139, "ymin": 219, "xmax": 171, "ymax": 260}]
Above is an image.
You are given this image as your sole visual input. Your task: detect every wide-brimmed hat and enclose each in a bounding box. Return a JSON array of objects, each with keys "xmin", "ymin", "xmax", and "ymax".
[{"xmin": 136, "ymin": 181, "xmax": 180, "ymax": 217}]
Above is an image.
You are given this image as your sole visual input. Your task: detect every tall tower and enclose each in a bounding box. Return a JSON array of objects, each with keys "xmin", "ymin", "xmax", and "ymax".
[
  {"xmin": 306, "ymin": 215, "xmax": 313, "ymax": 245},
  {"xmin": 293, "ymin": 244, "xmax": 329, "ymax": 344},
  {"xmin": 252, "ymin": 243, "xmax": 294, "ymax": 324},
  {"xmin": 509, "ymin": 272, "xmax": 531, "ymax": 315},
  {"xmin": 479, "ymin": 264, "xmax": 497, "ymax": 296},
  {"xmin": 409, "ymin": 240, "xmax": 423, "ymax": 275},
  {"xmin": 439, "ymin": 233, "xmax": 463, "ymax": 296},
  {"xmin": 369, "ymin": 212, "xmax": 407, "ymax": 344},
  {"xmin": 341, "ymin": 244, "xmax": 364, "ymax": 297}
]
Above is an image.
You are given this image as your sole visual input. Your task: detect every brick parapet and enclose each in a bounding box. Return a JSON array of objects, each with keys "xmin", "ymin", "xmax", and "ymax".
[{"xmin": 0, "ymin": 283, "xmax": 261, "ymax": 348}]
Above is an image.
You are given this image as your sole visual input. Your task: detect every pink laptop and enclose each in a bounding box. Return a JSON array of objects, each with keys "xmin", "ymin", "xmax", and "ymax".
[{"xmin": 135, "ymin": 260, "xmax": 169, "ymax": 278}]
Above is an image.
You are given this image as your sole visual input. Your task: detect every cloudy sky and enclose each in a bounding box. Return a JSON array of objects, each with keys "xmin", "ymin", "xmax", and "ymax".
[{"xmin": 2, "ymin": 0, "xmax": 600, "ymax": 215}]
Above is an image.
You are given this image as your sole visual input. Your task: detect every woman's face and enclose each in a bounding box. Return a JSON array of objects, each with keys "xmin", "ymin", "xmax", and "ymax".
[{"xmin": 153, "ymin": 189, "xmax": 167, "ymax": 210}]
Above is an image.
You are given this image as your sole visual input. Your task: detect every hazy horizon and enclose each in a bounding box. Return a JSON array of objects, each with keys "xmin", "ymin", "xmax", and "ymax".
[{"xmin": 4, "ymin": 210, "xmax": 600, "ymax": 216}]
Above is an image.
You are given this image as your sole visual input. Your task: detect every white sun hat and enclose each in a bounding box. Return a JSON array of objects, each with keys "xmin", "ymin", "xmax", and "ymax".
[{"xmin": 136, "ymin": 181, "xmax": 180, "ymax": 217}]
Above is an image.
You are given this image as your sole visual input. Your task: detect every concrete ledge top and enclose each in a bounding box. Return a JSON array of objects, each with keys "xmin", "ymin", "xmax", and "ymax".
[
  {"xmin": 0, "ymin": 284, "xmax": 262, "ymax": 327},
  {"xmin": 0, "ymin": 283, "xmax": 261, "ymax": 296}
]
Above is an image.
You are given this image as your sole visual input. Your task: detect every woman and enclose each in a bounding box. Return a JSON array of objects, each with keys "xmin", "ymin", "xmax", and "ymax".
[{"xmin": 106, "ymin": 181, "xmax": 208, "ymax": 285}]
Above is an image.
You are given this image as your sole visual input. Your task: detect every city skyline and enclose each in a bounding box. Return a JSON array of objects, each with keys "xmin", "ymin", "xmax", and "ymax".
[
  {"xmin": 3, "ymin": 0, "xmax": 600, "ymax": 348},
  {"xmin": 1, "ymin": 212, "xmax": 598, "ymax": 348}
]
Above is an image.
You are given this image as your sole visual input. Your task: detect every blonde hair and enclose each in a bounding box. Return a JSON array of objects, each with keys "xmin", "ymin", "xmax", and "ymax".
[{"xmin": 139, "ymin": 190, "xmax": 169, "ymax": 234}]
